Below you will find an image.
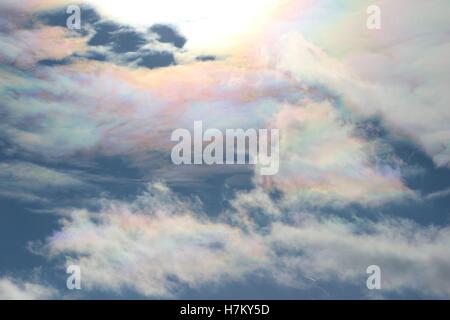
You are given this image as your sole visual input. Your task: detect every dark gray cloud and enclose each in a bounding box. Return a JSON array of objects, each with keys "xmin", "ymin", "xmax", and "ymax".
[
  {"xmin": 36, "ymin": 5, "xmax": 100, "ymax": 29},
  {"xmin": 34, "ymin": 6, "xmax": 189, "ymax": 70},
  {"xmin": 149, "ymin": 24, "xmax": 187, "ymax": 48},
  {"xmin": 136, "ymin": 51, "xmax": 176, "ymax": 69},
  {"xmin": 78, "ymin": 50, "xmax": 107, "ymax": 62},
  {"xmin": 37, "ymin": 58, "xmax": 72, "ymax": 66},
  {"xmin": 196, "ymin": 55, "xmax": 216, "ymax": 62},
  {"xmin": 88, "ymin": 21, "xmax": 147, "ymax": 53}
]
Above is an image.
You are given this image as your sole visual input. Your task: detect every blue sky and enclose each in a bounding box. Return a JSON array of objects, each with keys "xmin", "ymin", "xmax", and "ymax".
[{"xmin": 0, "ymin": 0, "xmax": 449, "ymax": 299}]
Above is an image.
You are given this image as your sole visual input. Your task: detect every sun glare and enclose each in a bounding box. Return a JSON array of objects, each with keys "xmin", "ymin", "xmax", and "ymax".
[{"xmin": 88, "ymin": 0, "xmax": 279, "ymax": 52}]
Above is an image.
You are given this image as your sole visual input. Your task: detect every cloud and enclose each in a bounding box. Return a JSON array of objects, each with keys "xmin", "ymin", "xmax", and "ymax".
[
  {"xmin": 36, "ymin": 4, "xmax": 100, "ymax": 28},
  {"xmin": 149, "ymin": 24, "xmax": 186, "ymax": 49},
  {"xmin": 426, "ymin": 187, "xmax": 450, "ymax": 201},
  {"xmin": 255, "ymin": 100, "xmax": 415, "ymax": 207},
  {"xmin": 87, "ymin": 21, "xmax": 146, "ymax": 53},
  {"xmin": 268, "ymin": 216, "xmax": 450, "ymax": 298},
  {"xmin": 1, "ymin": 0, "xmax": 449, "ymax": 300},
  {"xmin": 32, "ymin": 6, "xmax": 187, "ymax": 69},
  {"xmin": 0, "ymin": 27, "xmax": 416, "ymax": 207},
  {"xmin": 0, "ymin": 277, "xmax": 57, "ymax": 300},
  {"xmin": 0, "ymin": 161, "xmax": 86, "ymax": 202},
  {"xmin": 134, "ymin": 50, "xmax": 175, "ymax": 69},
  {"xmin": 40, "ymin": 183, "xmax": 269, "ymax": 297},
  {"xmin": 36, "ymin": 182, "xmax": 450, "ymax": 298},
  {"xmin": 0, "ymin": 54, "xmax": 298, "ymax": 168},
  {"xmin": 196, "ymin": 55, "xmax": 216, "ymax": 62},
  {"xmin": 0, "ymin": 25, "xmax": 87, "ymax": 68},
  {"xmin": 262, "ymin": 0, "xmax": 450, "ymax": 168}
]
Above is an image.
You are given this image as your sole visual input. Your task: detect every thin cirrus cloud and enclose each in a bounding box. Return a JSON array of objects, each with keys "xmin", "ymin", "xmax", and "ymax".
[{"xmin": 0, "ymin": 161, "xmax": 86, "ymax": 203}]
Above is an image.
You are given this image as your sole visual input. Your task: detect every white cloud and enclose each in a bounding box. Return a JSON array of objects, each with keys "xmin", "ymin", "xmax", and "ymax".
[
  {"xmin": 38, "ymin": 182, "xmax": 450, "ymax": 298},
  {"xmin": 254, "ymin": 100, "xmax": 416, "ymax": 207},
  {"xmin": 268, "ymin": 215, "xmax": 450, "ymax": 298},
  {"xmin": 41, "ymin": 183, "xmax": 269, "ymax": 297},
  {"xmin": 426, "ymin": 187, "xmax": 450, "ymax": 201},
  {"xmin": 0, "ymin": 277, "xmax": 57, "ymax": 300},
  {"xmin": 263, "ymin": 1, "xmax": 450, "ymax": 167}
]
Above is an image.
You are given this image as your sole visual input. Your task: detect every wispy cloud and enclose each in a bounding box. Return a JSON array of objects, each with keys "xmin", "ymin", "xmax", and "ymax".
[
  {"xmin": 40, "ymin": 183, "xmax": 269, "ymax": 297},
  {"xmin": 0, "ymin": 277, "xmax": 57, "ymax": 300},
  {"xmin": 0, "ymin": 161, "xmax": 86, "ymax": 202},
  {"xmin": 426, "ymin": 187, "xmax": 450, "ymax": 200},
  {"xmin": 35, "ymin": 182, "xmax": 450, "ymax": 298}
]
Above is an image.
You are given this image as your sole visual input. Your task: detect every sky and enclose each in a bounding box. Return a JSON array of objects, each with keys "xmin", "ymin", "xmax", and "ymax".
[{"xmin": 0, "ymin": 0, "xmax": 449, "ymax": 300}]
